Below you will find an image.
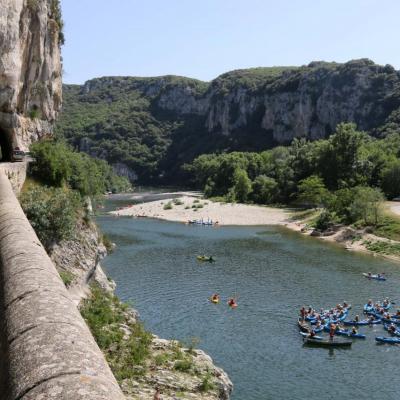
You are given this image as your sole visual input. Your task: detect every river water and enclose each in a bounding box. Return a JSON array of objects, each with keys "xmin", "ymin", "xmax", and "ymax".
[{"xmin": 97, "ymin": 195, "xmax": 400, "ymax": 400}]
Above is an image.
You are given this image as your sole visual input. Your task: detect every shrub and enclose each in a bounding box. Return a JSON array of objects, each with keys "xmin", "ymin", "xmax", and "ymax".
[
  {"xmin": 163, "ymin": 202, "xmax": 173, "ymax": 210},
  {"xmin": 173, "ymin": 198, "xmax": 184, "ymax": 205},
  {"xmin": 81, "ymin": 286, "xmax": 152, "ymax": 380},
  {"xmin": 174, "ymin": 359, "xmax": 193, "ymax": 373},
  {"xmin": 315, "ymin": 211, "xmax": 336, "ymax": 231},
  {"xmin": 20, "ymin": 185, "xmax": 80, "ymax": 249},
  {"xmin": 59, "ymin": 270, "xmax": 75, "ymax": 287},
  {"xmin": 199, "ymin": 373, "xmax": 215, "ymax": 392}
]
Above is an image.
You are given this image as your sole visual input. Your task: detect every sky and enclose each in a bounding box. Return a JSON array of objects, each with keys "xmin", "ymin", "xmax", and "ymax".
[{"xmin": 61, "ymin": 0, "xmax": 400, "ymax": 84}]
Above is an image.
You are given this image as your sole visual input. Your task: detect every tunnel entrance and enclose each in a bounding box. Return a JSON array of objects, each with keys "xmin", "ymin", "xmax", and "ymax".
[{"xmin": 0, "ymin": 129, "xmax": 13, "ymax": 162}]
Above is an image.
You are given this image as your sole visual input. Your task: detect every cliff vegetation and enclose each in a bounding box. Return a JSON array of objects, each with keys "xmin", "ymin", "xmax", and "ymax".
[{"xmin": 56, "ymin": 59, "xmax": 400, "ymax": 184}]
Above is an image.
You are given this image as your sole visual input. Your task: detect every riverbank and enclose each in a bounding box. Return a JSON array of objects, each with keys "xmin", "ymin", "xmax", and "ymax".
[
  {"xmin": 109, "ymin": 194, "xmax": 290, "ymax": 226},
  {"xmin": 109, "ymin": 192, "xmax": 400, "ymax": 263},
  {"xmin": 285, "ymin": 208, "xmax": 400, "ymax": 264}
]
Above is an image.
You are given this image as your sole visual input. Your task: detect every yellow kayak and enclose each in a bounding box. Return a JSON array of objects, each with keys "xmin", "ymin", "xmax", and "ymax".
[
  {"xmin": 197, "ymin": 255, "xmax": 215, "ymax": 262},
  {"xmin": 210, "ymin": 297, "xmax": 220, "ymax": 304}
]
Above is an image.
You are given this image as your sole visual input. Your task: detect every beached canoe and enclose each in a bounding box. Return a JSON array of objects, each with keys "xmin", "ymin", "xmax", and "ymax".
[
  {"xmin": 304, "ymin": 338, "xmax": 352, "ymax": 347},
  {"xmin": 375, "ymin": 336, "xmax": 400, "ymax": 344},
  {"xmin": 362, "ymin": 273, "xmax": 386, "ymax": 281}
]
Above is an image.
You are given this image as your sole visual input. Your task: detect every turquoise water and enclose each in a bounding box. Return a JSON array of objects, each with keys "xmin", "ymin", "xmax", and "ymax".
[{"xmin": 97, "ymin": 198, "xmax": 400, "ymax": 400}]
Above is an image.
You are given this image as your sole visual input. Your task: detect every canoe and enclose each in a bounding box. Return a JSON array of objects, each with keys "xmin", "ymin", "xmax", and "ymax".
[
  {"xmin": 383, "ymin": 323, "xmax": 400, "ymax": 337},
  {"xmin": 197, "ymin": 256, "xmax": 215, "ymax": 262},
  {"xmin": 375, "ymin": 336, "xmax": 400, "ymax": 344},
  {"xmin": 304, "ymin": 338, "xmax": 352, "ymax": 347},
  {"xmin": 299, "ymin": 332, "xmax": 323, "ymax": 340},
  {"xmin": 362, "ymin": 273, "xmax": 386, "ymax": 281},
  {"xmin": 343, "ymin": 318, "xmax": 381, "ymax": 326}
]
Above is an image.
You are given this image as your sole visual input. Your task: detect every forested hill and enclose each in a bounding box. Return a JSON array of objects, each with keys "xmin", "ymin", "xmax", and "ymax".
[{"xmin": 56, "ymin": 59, "xmax": 400, "ymax": 183}]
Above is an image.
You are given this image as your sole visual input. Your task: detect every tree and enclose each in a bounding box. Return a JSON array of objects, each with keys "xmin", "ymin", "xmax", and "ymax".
[
  {"xmin": 230, "ymin": 169, "xmax": 252, "ymax": 202},
  {"xmin": 350, "ymin": 186, "xmax": 384, "ymax": 225},
  {"xmin": 251, "ymin": 175, "xmax": 278, "ymax": 204},
  {"xmin": 381, "ymin": 160, "xmax": 400, "ymax": 199},
  {"xmin": 297, "ymin": 175, "xmax": 330, "ymax": 208}
]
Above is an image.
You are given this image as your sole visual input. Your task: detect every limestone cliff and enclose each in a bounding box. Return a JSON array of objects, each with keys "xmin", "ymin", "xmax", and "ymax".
[
  {"xmin": 0, "ymin": 0, "xmax": 62, "ymax": 158},
  {"xmin": 58, "ymin": 59, "xmax": 400, "ymax": 183}
]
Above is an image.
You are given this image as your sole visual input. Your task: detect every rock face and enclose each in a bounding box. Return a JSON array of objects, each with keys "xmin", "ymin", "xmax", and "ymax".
[
  {"xmin": 58, "ymin": 59, "xmax": 400, "ymax": 183},
  {"xmin": 0, "ymin": 0, "xmax": 62, "ymax": 159}
]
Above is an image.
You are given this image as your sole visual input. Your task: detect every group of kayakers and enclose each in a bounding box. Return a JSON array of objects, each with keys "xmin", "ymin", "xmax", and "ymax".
[
  {"xmin": 210, "ymin": 293, "xmax": 238, "ymax": 308},
  {"xmin": 299, "ymin": 297, "xmax": 400, "ymax": 342}
]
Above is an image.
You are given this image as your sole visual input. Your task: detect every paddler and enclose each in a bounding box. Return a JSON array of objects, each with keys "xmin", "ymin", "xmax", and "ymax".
[
  {"xmin": 329, "ymin": 323, "xmax": 336, "ymax": 341},
  {"xmin": 354, "ymin": 315, "xmax": 360, "ymax": 322},
  {"xmin": 351, "ymin": 326, "xmax": 358, "ymax": 335},
  {"xmin": 228, "ymin": 298, "xmax": 237, "ymax": 308},
  {"xmin": 211, "ymin": 293, "xmax": 220, "ymax": 303}
]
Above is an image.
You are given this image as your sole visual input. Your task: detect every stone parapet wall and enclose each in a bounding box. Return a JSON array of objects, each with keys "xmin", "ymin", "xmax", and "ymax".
[{"xmin": 0, "ymin": 171, "xmax": 125, "ymax": 399}]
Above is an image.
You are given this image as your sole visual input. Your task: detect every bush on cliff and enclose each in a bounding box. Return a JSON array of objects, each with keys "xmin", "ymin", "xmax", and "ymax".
[{"xmin": 20, "ymin": 185, "xmax": 80, "ymax": 249}]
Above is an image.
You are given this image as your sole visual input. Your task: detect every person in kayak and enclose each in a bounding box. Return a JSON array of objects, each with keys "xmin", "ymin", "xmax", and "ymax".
[
  {"xmin": 300, "ymin": 307, "xmax": 306, "ymax": 320},
  {"xmin": 351, "ymin": 326, "xmax": 358, "ymax": 335},
  {"xmin": 354, "ymin": 315, "xmax": 360, "ymax": 322},
  {"xmin": 309, "ymin": 329, "xmax": 317, "ymax": 338},
  {"xmin": 329, "ymin": 323, "xmax": 336, "ymax": 341},
  {"xmin": 211, "ymin": 293, "xmax": 220, "ymax": 302},
  {"xmin": 388, "ymin": 323, "xmax": 397, "ymax": 334},
  {"xmin": 228, "ymin": 298, "xmax": 237, "ymax": 307}
]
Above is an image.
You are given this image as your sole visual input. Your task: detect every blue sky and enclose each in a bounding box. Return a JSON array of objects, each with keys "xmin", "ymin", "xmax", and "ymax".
[{"xmin": 61, "ymin": 0, "xmax": 400, "ymax": 84}]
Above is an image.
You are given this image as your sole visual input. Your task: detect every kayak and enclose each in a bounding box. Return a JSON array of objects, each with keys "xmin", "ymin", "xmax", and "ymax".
[
  {"xmin": 197, "ymin": 255, "xmax": 215, "ymax": 262},
  {"xmin": 304, "ymin": 338, "xmax": 352, "ymax": 348},
  {"xmin": 383, "ymin": 323, "xmax": 400, "ymax": 337},
  {"xmin": 210, "ymin": 298, "xmax": 219, "ymax": 304},
  {"xmin": 380, "ymin": 316, "xmax": 400, "ymax": 325},
  {"xmin": 228, "ymin": 302, "xmax": 238, "ymax": 308},
  {"xmin": 364, "ymin": 304, "xmax": 375, "ymax": 313},
  {"xmin": 343, "ymin": 318, "xmax": 381, "ymax": 326},
  {"xmin": 322, "ymin": 325, "xmax": 366, "ymax": 339},
  {"xmin": 299, "ymin": 332, "xmax": 323, "ymax": 340},
  {"xmin": 298, "ymin": 320, "xmax": 311, "ymax": 333},
  {"xmin": 375, "ymin": 336, "xmax": 400, "ymax": 344},
  {"xmin": 362, "ymin": 273, "xmax": 386, "ymax": 281}
]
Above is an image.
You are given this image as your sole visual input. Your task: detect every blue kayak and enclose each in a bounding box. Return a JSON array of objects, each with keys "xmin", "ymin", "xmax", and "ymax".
[
  {"xmin": 383, "ymin": 323, "xmax": 400, "ymax": 337},
  {"xmin": 323, "ymin": 325, "xmax": 366, "ymax": 339},
  {"xmin": 375, "ymin": 336, "xmax": 400, "ymax": 344},
  {"xmin": 364, "ymin": 304, "xmax": 375, "ymax": 313},
  {"xmin": 343, "ymin": 318, "xmax": 381, "ymax": 326},
  {"xmin": 363, "ymin": 273, "xmax": 386, "ymax": 281},
  {"xmin": 299, "ymin": 332, "xmax": 323, "ymax": 340}
]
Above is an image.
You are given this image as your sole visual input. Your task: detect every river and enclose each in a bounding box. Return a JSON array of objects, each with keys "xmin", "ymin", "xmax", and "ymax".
[{"xmin": 97, "ymin": 194, "xmax": 399, "ymax": 400}]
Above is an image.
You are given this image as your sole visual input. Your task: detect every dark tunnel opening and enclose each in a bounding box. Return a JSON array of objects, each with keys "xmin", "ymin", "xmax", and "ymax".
[{"xmin": 0, "ymin": 129, "xmax": 13, "ymax": 162}]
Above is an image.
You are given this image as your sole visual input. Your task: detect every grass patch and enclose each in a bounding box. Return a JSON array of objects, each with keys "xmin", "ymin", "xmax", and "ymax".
[
  {"xmin": 174, "ymin": 358, "xmax": 193, "ymax": 373},
  {"xmin": 59, "ymin": 270, "xmax": 75, "ymax": 287},
  {"xmin": 163, "ymin": 201, "xmax": 173, "ymax": 210},
  {"xmin": 80, "ymin": 285, "xmax": 152, "ymax": 381},
  {"xmin": 199, "ymin": 372, "xmax": 215, "ymax": 392},
  {"xmin": 373, "ymin": 215, "xmax": 400, "ymax": 241},
  {"xmin": 363, "ymin": 240, "xmax": 400, "ymax": 256}
]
